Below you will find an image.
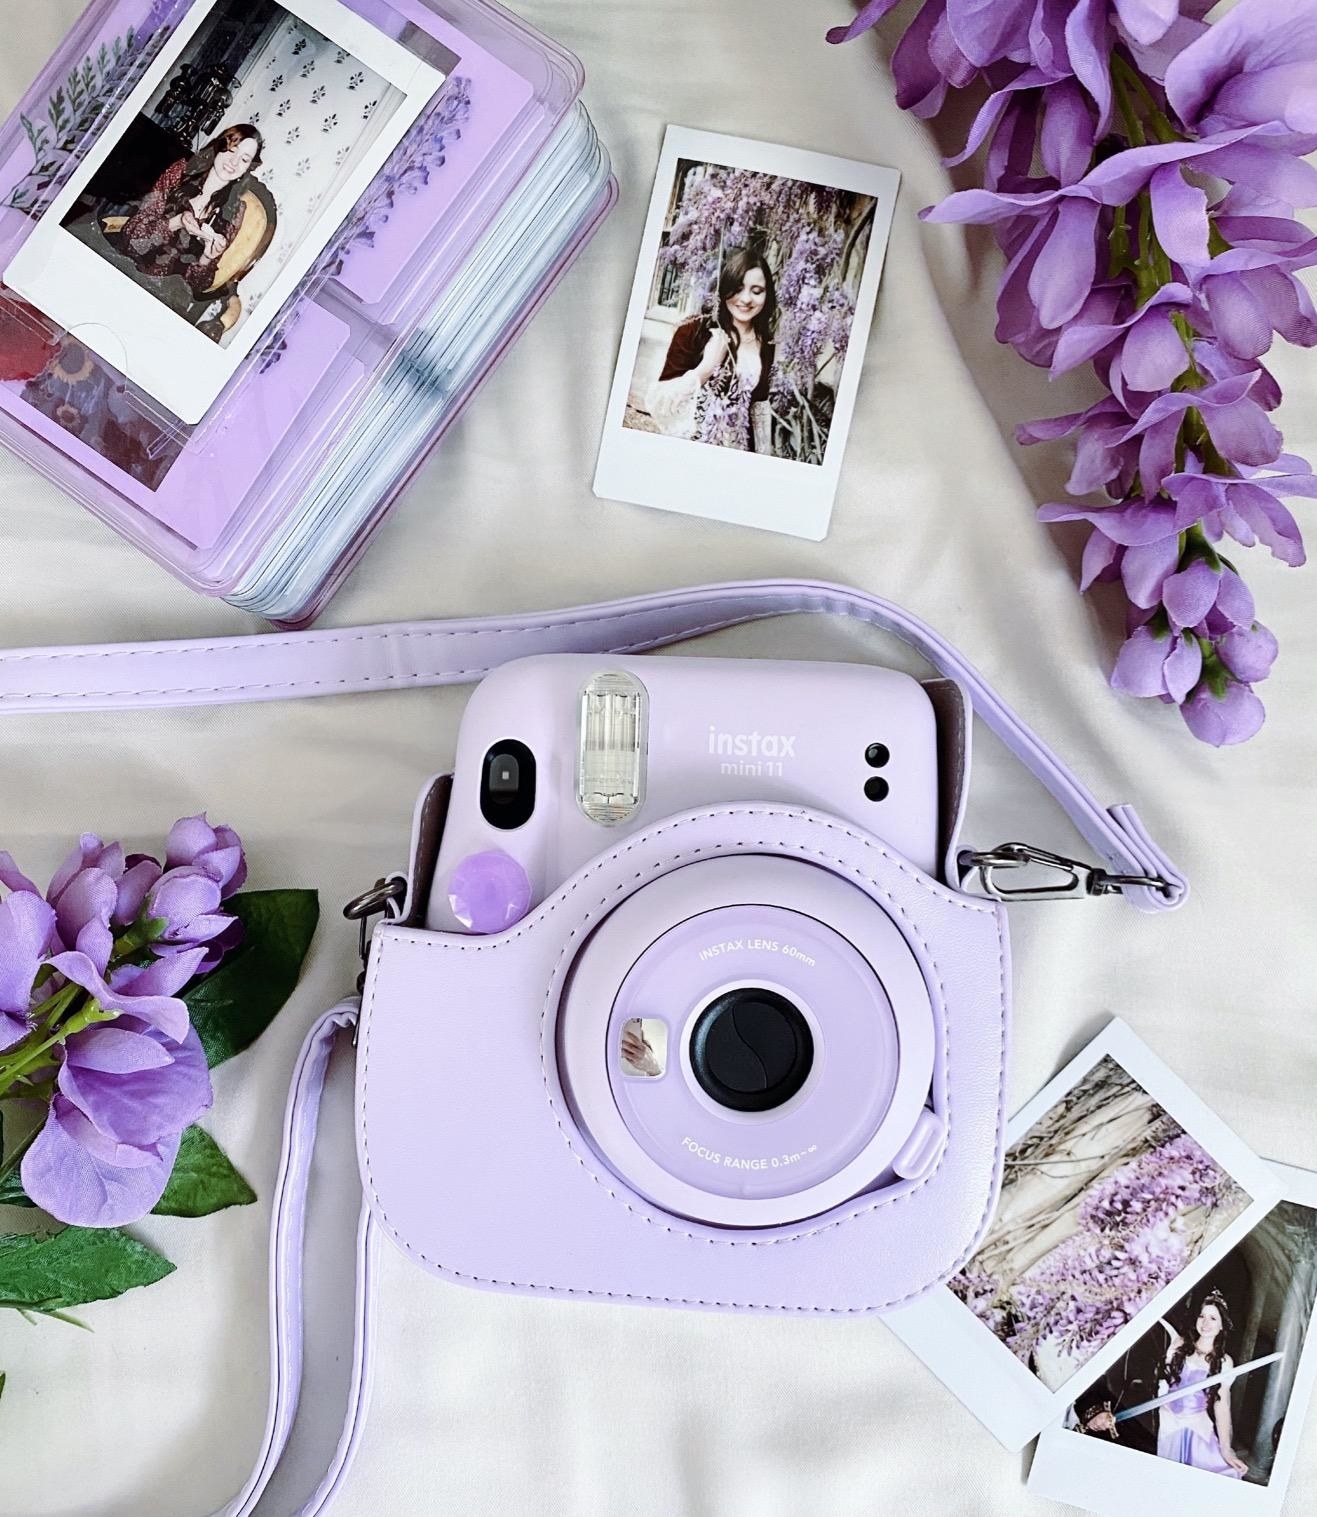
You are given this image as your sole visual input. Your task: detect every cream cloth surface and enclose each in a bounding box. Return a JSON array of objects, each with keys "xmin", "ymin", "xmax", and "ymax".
[{"xmin": 1, "ymin": 2, "xmax": 1315, "ymax": 1515}]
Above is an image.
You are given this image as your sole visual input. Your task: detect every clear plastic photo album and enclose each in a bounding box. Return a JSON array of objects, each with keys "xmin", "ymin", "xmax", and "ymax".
[{"xmin": 0, "ymin": 0, "xmax": 614, "ymax": 623}]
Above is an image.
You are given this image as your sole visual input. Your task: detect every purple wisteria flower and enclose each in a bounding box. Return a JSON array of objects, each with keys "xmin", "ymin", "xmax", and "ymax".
[
  {"xmin": 829, "ymin": 0, "xmax": 1316, "ymax": 742},
  {"xmin": 0, "ymin": 890, "xmax": 55, "ymax": 1051},
  {"xmin": 21, "ymin": 1013, "xmax": 212, "ymax": 1228},
  {"xmin": 0, "ymin": 816, "xmax": 244, "ymax": 1227}
]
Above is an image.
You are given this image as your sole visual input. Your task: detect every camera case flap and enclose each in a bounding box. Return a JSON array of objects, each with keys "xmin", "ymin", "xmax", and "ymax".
[{"xmin": 356, "ymin": 793, "xmax": 1008, "ymax": 1315}]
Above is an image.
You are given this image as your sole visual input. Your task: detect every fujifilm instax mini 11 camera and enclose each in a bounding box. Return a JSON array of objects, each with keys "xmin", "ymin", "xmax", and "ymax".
[{"xmin": 356, "ymin": 653, "xmax": 1007, "ymax": 1313}]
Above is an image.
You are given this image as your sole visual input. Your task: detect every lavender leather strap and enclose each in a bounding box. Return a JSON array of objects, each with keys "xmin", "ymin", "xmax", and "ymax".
[
  {"xmin": 212, "ymin": 999, "xmax": 375, "ymax": 1517},
  {"xmin": 0, "ymin": 578, "xmax": 1185, "ymax": 910}
]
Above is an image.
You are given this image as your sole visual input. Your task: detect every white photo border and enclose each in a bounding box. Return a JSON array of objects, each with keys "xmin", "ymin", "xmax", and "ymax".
[
  {"xmin": 883, "ymin": 1019, "xmax": 1283, "ymax": 1452},
  {"xmin": 1027, "ymin": 1160, "xmax": 1317, "ymax": 1517},
  {"xmin": 2, "ymin": 0, "xmax": 445, "ymax": 424},
  {"xmin": 592, "ymin": 125, "xmax": 899, "ymax": 542}
]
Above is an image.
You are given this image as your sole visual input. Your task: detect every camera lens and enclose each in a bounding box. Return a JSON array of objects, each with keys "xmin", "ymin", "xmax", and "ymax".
[
  {"xmin": 489, "ymin": 755, "xmax": 520, "ymax": 793},
  {"xmin": 480, "ymin": 739, "xmax": 536, "ymax": 829},
  {"xmin": 690, "ymin": 987, "xmax": 813, "ymax": 1113}
]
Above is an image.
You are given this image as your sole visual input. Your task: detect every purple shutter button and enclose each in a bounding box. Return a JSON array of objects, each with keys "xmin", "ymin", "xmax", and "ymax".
[{"xmin": 447, "ymin": 850, "xmax": 533, "ymax": 934}]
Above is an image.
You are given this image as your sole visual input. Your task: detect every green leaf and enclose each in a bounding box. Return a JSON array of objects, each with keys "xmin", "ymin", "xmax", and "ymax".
[
  {"xmin": 183, "ymin": 890, "xmax": 319, "ymax": 1068},
  {"xmin": 0, "ymin": 1226, "xmax": 174, "ymax": 1311},
  {"xmin": 152, "ymin": 1126, "xmax": 255, "ymax": 1217},
  {"xmin": 0, "ymin": 1170, "xmax": 35, "ymax": 1209},
  {"xmin": 0, "ymin": 1112, "xmax": 34, "ymax": 1210}
]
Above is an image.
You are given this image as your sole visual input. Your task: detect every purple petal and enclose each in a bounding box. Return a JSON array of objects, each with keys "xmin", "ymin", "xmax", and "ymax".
[
  {"xmin": 148, "ymin": 870, "xmax": 223, "ymax": 928},
  {"xmin": 21, "ymin": 1097, "xmax": 180, "ymax": 1228},
  {"xmin": 60, "ymin": 1023, "xmax": 211, "ymax": 1148},
  {"xmin": 1040, "ymin": 79, "xmax": 1095, "ymax": 184},
  {"xmin": 1194, "ymin": 142, "xmax": 1317, "ymax": 212},
  {"xmin": 115, "ymin": 857, "xmax": 161, "ymax": 928},
  {"xmin": 945, "ymin": 75, "xmax": 1031, "ymax": 169},
  {"xmin": 1122, "ymin": 536, "xmax": 1182, "ymax": 608},
  {"xmin": 1216, "ymin": 567, "xmax": 1256, "ymax": 627},
  {"xmin": 1029, "ymin": 197, "xmax": 1100, "ymax": 328},
  {"xmin": 212, "ymin": 829, "xmax": 248, "ymax": 896},
  {"xmin": 1218, "ymin": 623, "xmax": 1279, "ymax": 682},
  {"xmin": 0, "ymin": 852, "xmax": 41, "ymax": 895},
  {"xmin": 1121, "ymin": 308, "xmax": 1192, "ymax": 392},
  {"xmin": 1229, "ymin": 483, "xmax": 1307, "ymax": 564},
  {"xmin": 1162, "ymin": 560, "xmax": 1221, "ymax": 628},
  {"xmin": 164, "ymin": 815, "xmax": 219, "ymax": 871},
  {"xmin": 825, "ymin": 0, "xmax": 903, "ymax": 44},
  {"xmin": 1080, "ymin": 529, "xmax": 1122, "ymax": 589},
  {"xmin": 1113, "ymin": 0, "xmax": 1177, "ymax": 47},
  {"xmin": 1250, "ymin": 266, "xmax": 1317, "ymax": 346},
  {"xmin": 0, "ymin": 891, "xmax": 56, "ymax": 1016},
  {"xmin": 1137, "ymin": 415, "xmax": 1184, "ymax": 497},
  {"xmin": 945, "ymin": 0, "xmax": 1031, "ymax": 68},
  {"xmin": 1163, "ymin": 633, "xmax": 1204, "ymax": 702},
  {"xmin": 893, "ymin": 1, "xmax": 953, "ymax": 118},
  {"xmin": 1204, "ymin": 274, "xmax": 1274, "ymax": 360},
  {"xmin": 1068, "ymin": 422, "xmax": 1131, "ymax": 493},
  {"xmin": 116, "ymin": 945, "xmax": 208, "ymax": 1000},
  {"xmin": 47, "ymin": 835, "xmax": 105, "ymax": 903},
  {"xmin": 1040, "ymin": 499, "xmax": 1182, "ymax": 546},
  {"xmin": 1111, "ymin": 625, "xmax": 1174, "ymax": 696},
  {"xmin": 49, "ymin": 950, "xmax": 191, "ymax": 1043},
  {"xmin": 1126, "ymin": 14, "xmax": 1210, "ymax": 84},
  {"xmin": 66, "ymin": 1025, "xmax": 173, "ymax": 1074},
  {"xmin": 1064, "ymin": 0, "xmax": 1114, "ymax": 134},
  {"xmin": 52, "ymin": 869, "xmax": 116, "ymax": 973},
  {"xmin": 1205, "ymin": 396, "xmax": 1283, "ymax": 467},
  {"xmin": 1166, "ymin": 0, "xmax": 1317, "ymax": 137},
  {"xmin": 1181, "ymin": 679, "xmax": 1266, "ymax": 746},
  {"xmin": 0, "ymin": 1009, "xmax": 28, "ymax": 1053},
  {"xmin": 1150, "ymin": 163, "xmax": 1211, "ymax": 266}
]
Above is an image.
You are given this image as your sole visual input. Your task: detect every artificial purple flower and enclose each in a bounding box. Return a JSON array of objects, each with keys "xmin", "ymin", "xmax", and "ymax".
[
  {"xmin": 49, "ymin": 945, "xmax": 206, "ymax": 1043},
  {"xmin": 1217, "ymin": 622, "xmax": 1279, "ymax": 683},
  {"xmin": 1111, "ymin": 624, "xmax": 1202, "ymax": 701},
  {"xmin": 1164, "ymin": 0, "xmax": 1317, "ymax": 151},
  {"xmin": 21, "ymin": 1015, "xmax": 212, "ymax": 1228},
  {"xmin": 1181, "ymin": 676, "xmax": 1266, "ymax": 746},
  {"xmin": 830, "ymin": 0, "xmax": 1313, "ymax": 739},
  {"xmin": 163, "ymin": 814, "xmax": 247, "ymax": 900},
  {"xmin": 2, "ymin": 833, "xmax": 164, "ymax": 974},
  {"xmin": 0, "ymin": 891, "xmax": 55, "ymax": 1051},
  {"xmin": 144, "ymin": 867, "xmax": 241, "ymax": 970}
]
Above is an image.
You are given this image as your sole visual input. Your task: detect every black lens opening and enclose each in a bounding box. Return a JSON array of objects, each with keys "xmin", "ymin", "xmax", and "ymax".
[
  {"xmin": 480, "ymin": 739, "xmax": 536, "ymax": 830},
  {"xmin": 690, "ymin": 987, "xmax": 813, "ymax": 1114}
]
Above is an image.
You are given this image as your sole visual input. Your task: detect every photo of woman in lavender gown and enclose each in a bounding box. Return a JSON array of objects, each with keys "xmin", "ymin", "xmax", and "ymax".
[{"xmin": 1155, "ymin": 1291, "xmax": 1249, "ymax": 1477}]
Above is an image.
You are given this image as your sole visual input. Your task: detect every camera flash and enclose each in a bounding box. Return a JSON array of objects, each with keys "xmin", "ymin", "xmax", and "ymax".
[{"xmin": 578, "ymin": 671, "xmax": 648, "ymax": 825}]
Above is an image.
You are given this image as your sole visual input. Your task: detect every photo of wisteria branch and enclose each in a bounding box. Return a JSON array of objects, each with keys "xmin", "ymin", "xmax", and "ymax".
[
  {"xmin": 950, "ymin": 1054, "xmax": 1252, "ymax": 1393},
  {"xmin": 622, "ymin": 158, "xmax": 875, "ymax": 465}
]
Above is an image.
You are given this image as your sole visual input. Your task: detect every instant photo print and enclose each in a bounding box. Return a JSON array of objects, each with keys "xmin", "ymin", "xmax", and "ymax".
[
  {"xmin": 1029, "ymin": 1162, "xmax": 1317, "ymax": 1517},
  {"xmin": 883, "ymin": 1019, "xmax": 1282, "ymax": 1452},
  {"xmin": 0, "ymin": 0, "xmax": 615, "ymax": 621},
  {"xmin": 594, "ymin": 126, "xmax": 898, "ymax": 541},
  {"xmin": 5, "ymin": 0, "xmax": 445, "ymax": 423}
]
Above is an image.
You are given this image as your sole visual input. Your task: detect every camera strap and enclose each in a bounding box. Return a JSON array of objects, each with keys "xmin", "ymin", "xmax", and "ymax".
[{"xmin": 0, "ymin": 577, "xmax": 1185, "ymax": 910}]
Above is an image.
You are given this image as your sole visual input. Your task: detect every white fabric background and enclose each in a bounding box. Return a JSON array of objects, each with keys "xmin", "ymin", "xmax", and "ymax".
[{"xmin": 1, "ymin": 2, "xmax": 1315, "ymax": 1515}]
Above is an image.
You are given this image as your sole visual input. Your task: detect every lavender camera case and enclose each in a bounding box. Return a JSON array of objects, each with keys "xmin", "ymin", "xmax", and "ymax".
[{"xmin": 357, "ymin": 766, "xmax": 1009, "ymax": 1314}]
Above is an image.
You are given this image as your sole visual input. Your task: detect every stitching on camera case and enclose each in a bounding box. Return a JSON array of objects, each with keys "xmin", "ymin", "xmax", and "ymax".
[{"xmin": 356, "ymin": 672, "xmax": 1008, "ymax": 1313}]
